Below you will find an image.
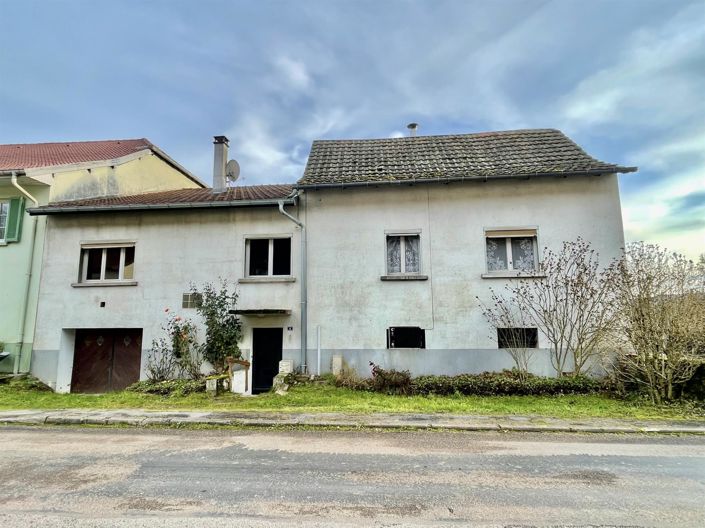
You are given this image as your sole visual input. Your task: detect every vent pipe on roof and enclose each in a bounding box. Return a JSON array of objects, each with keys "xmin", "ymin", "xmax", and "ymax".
[
  {"xmin": 212, "ymin": 135, "xmax": 229, "ymax": 192},
  {"xmin": 407, "ymin": 123, "xmax": 419, "ymax": 137}
]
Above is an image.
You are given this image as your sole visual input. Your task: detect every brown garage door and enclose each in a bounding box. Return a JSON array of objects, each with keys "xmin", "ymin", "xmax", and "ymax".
[{"xmin": 71, "ymin": 329, "xmax": 142, "ymax": 393}]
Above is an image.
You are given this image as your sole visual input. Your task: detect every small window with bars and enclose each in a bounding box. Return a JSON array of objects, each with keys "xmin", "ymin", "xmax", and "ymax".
[{"xmin": 182, "ymin": 293, "xmax": 203, "ymax": 309}]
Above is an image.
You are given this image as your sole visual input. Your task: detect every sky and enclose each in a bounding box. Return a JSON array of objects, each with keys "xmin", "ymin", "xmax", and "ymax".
[{"xmin": 0, "ymin": 0, "xmax": 703, "ymax": 258}]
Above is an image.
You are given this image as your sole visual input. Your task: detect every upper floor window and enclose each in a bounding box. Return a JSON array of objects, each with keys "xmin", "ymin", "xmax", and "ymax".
[
  {"xmin": 0, "ymin": 201, "xmax": 8, "ymax": 242},
  {"xmin": 246, "ymin": 237, "xmax": 291, "ymax": 277},
  {"xmin": 386, "ymin": 234, "xmax": 420, "ymax": 275},
  {"xmin": 485, "ymin": 229, "xmax": 538, "ymax": 273},
  {"xmin": 0, "ymin": 198, "xmax": 24, "ymax": 244},
  {"xmin": 79, "ymin": 244, "xmax": 135, "ymax": 283}
]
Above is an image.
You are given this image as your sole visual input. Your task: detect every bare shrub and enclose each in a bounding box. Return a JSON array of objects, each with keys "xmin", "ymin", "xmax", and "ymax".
[
  {"xmin": 480, "ymin": 292, "xmax": 535, "ymax": 381},
  {"xmin": 482, "ymin": 238, "xmax": 616, "ymax": 377},
  {"xmin": 608, "ymin": 243, "xmax": 705, "ymax": 403}
]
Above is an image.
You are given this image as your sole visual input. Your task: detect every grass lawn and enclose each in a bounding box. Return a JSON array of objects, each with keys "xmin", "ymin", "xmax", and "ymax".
[{"xmin": 0, "ymin": 378, "xmax": 703, "ymax": 421}]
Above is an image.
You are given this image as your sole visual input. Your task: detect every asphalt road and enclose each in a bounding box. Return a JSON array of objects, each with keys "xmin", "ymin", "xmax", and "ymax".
[{"xmin": 0, "ymin": 426, "xmax": 703, "ymax": 527}]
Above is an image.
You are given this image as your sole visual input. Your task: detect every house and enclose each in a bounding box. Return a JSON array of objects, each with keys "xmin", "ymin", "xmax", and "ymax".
[
  {"xmin": 27, "ymin": 129, "xmax": 636, "ymax": 393},
  {"xmin": 0, "ymin": 139, "xmax": 205, "ymax": 374},
  {"xmin": 297, "ymin": 128, "xmax": 636, "ymax": 377}
]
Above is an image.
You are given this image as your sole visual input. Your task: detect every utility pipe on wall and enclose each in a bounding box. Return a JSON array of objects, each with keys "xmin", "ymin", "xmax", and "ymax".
[
  {"xmin": 316, "ymin": 325, "xmax": 321, "ymax": 376},
  {"xmin": 10, "ymin": 172, "xmax": 39, "ymax": 374},
  {"xmin": 278, "ymin": 196, "xmax": 307, "ymax": 374}
]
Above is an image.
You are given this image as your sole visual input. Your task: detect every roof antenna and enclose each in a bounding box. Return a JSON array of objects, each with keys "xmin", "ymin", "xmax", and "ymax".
[{"xmin": 407, "ymin": 123, "xmax": 419, "ymax": 137}]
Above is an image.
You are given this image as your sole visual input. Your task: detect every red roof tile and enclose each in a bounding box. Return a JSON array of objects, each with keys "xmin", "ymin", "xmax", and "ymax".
[
  {"xmin": 0, "ymin": 139, "xmax": 154, "ymax": 170},
  {"xmin": 29, "ymin": 185, "xmax": 295, "ymax": 214}
]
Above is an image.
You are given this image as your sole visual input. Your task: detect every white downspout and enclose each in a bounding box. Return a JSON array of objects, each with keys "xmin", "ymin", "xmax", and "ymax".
[
  {"xmin": 278, "ymin": 196, "xmax": 307, "ymax": 374},
  {"xmin": 10, "ymin": 172, "xmax": 39, "ymax": 374}
]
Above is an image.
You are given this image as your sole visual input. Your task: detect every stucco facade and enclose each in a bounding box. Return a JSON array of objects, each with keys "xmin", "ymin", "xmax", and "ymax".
[
  {"xmin": 301, "ymin": 174, "xmax": 625, "ymax": 377},
  {"xmin": 31, "ymin": 206, "xmax": 302, "ymax": 392},
  {"xmin": 0, "ymin": 144, "xmax": 202, "ymax": 374}
]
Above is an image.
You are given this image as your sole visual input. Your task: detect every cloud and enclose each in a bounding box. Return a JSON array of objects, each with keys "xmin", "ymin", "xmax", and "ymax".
[
  {"xmin": 273, "ymin": 56, "xmax": 312, "ymax": 91},
  {"xmin": 559, "ymin": 2, "xmax": 705, "ymax": 131}
]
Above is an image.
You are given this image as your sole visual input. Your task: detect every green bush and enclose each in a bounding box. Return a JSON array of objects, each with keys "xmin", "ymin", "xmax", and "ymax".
[
  {"xmin": 412, "ymin": 370, "xmax": 603, "ymax": 397},
  {"xmin": 126, "ymin": 379, "xmax": 205, "ymax": 397}
]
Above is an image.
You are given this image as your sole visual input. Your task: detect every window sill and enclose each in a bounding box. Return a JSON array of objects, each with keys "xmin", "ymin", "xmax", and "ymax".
[
  {"xmin": 71, "ymin": 280, "xmax": 138, "ymax": 288},
  {"xmin": 481, "ymin": 272, "xmax": 546, "ymax": 279},
  {"xmin": 380, "ymin": 274, "xmax": 428, "ymax": 281},
  {"xmin": 238, "ymin": 276, "xmax": 296, "ymax": 284}
]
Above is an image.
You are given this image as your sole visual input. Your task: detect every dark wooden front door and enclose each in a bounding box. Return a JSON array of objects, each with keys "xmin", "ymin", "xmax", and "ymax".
[
  {"xmin": 252, "ymin": 328, "xmax": 283, "ymax": 394},
  {"xmin": 71, "ymin": 329, "xmax": 142, "ymax": 393}
]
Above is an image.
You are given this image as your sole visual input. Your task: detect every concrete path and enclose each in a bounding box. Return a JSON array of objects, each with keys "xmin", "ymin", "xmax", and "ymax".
[{"xmin": 0, "ymin": 408, "xmax": 703, "ymax": 433}]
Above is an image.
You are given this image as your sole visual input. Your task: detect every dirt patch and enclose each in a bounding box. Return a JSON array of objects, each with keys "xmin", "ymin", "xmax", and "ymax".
[
  {"xmin": 0, "ymin": 460, "xmax": 138, "ymax": 491},
  {"xmin": 232, "ymin": 431, "xmax": 507, "ymax": 456},
  {"xmin": 118, "ymin": 497, "xmax": 202, "ymax": 512},
  {"xmin": 554, "ymin": 469, "xmax": 618, "ymax": 485},
  {"xmin": 253, "ymin": 500, "xmax": 427, "ymax": 519}
]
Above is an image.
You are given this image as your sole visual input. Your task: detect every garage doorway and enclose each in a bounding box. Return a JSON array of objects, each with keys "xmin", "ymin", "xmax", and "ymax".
[
  {"xmin": 252, "ymin": 327, "xmax": 283, "ymax": 394},
  {"xmin": 71, "ymin": 329, "xmax": 142, "ymax": 393}
]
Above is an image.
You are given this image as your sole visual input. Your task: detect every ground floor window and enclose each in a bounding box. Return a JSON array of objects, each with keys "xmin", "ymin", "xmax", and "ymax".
[
  {"xmin": 387, "ymin": 326, "xmax": 426, "ymax": 349},
  {"xmin": 497, "ymin": 327, "xmax": 538, "ymax": 349}
]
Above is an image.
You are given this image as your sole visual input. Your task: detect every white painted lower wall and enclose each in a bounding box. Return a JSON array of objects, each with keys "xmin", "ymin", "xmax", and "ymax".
[
  {"xmin": 302, "ymin": 175, "xmax": 624, "ymax": 378},
  {"xmin": 32, "ymin": 206, "xmax": 302, "ymax": 392}
]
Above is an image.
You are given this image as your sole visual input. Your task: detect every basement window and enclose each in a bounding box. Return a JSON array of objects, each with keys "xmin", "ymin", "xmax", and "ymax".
[
  {"xmin": 79, "ymin": 245, "xmax": 135, "ymax": 283},
  {"xmin": 246, "ymin": 237, "xmax": 291, "ymax": 277},
  {"xmin": 387, "ymin": 327, "xmax": 426, "ymax": 349},
  {"xmin": 497, "ymin": 328, "xmax": 538, "ymax": 349}
]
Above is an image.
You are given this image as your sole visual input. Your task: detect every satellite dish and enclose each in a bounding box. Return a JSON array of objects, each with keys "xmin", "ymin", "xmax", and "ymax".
[{"xmin": 225, "ymin": 159, "xmax": 240, "ymax": 184}]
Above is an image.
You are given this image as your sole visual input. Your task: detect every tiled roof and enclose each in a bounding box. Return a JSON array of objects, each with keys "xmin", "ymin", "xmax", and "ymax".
[
  {"xmin": 297, "ymin": 129, "xmax": 637, "ymax": 187},
  {"xmin": 0, "ymin": 139, "xmax": 155, "ymax": 170},
  {"xmin": 29, "ymin": 185, "xmax": 294, "ymax": 215}
]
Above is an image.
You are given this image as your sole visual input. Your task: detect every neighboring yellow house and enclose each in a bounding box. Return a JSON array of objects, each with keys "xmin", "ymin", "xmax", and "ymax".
[{"xmin": 0, "ymin": 138, "xmax": 205, "ymax": 373}]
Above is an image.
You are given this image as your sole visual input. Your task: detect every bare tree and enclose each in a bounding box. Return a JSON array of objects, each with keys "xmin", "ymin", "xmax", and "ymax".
[
  {"xmin": 609, "ymin": 243, "xmax": 705, "ymax": 403},
  {"xmin": 483, "ymin": 238, "xmax": 616, "ymax": 377},
  {"xmin": 480, "ymin": 290, "xmax": 535, "ymax": 381}
]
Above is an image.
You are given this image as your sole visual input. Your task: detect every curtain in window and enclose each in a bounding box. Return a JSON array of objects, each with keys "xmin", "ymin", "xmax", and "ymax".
[
  {"xmin": 486, "ymin": 238, "xmax": 508, "ymax": 271},
  {"xmin": 386, "ymin": 236, "xmax": 401, "ymax": 273},
  {"xmin": 405, "ymin": 235, "xmax": 420, "ymax": 273},
  {"xmin": 512, "ymin": 237, "xmax": 536, "ymax": 271}
]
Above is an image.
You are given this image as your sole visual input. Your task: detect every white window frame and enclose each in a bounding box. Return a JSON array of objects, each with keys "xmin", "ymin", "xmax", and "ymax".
[
  {"xmin": 0, "ymin": 200, "xmax": 9, "ymax": 243},
  {"xmin": 484, "ymin": 228, "xmax": 539, "ymax": 274},
  {"xmin": 79, "ymin": 243, "xmax": 136, "ymax": 283},
  {"xmin": 385, "ymin": 231, "xmax": 422, "ymax": 275},
  {"xmin": 245, "ymin": 236, "xmax": 292, "ymax": 277}
]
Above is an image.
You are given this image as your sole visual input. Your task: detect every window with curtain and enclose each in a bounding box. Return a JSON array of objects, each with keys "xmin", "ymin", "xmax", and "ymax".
[
  {"xmin": 386, "ymin": 234, "xmax": 420, "ymax": 274},
  {"xmin": 485, "ymin": 230, "xmax": 538, "ymax": 273}
]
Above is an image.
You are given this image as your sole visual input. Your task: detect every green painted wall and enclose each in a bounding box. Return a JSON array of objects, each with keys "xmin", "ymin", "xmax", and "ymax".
[{"xmin": 0, "ymin": 182, "xmax": 49, "ymax": 373}]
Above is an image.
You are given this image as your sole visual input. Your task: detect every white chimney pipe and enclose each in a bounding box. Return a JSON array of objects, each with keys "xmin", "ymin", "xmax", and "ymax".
[
  {"xmin": 213, "ymin": 135, "xmax": 229, "ymax": 192},
  {"xmin": 407, "ymin": 123, "xmax": 419, "ymax": 137}
]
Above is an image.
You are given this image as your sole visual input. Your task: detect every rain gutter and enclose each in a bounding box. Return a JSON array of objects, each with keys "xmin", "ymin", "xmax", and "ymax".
[{"xmin": 27, "ymin": 197, "xmax": 295, "ymax": 215}]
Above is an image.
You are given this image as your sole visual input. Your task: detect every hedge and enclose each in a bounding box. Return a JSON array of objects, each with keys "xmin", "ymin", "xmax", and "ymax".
[{"xmin": 336, "ymin": 364, "xmax": 604, "ymax": 397}]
